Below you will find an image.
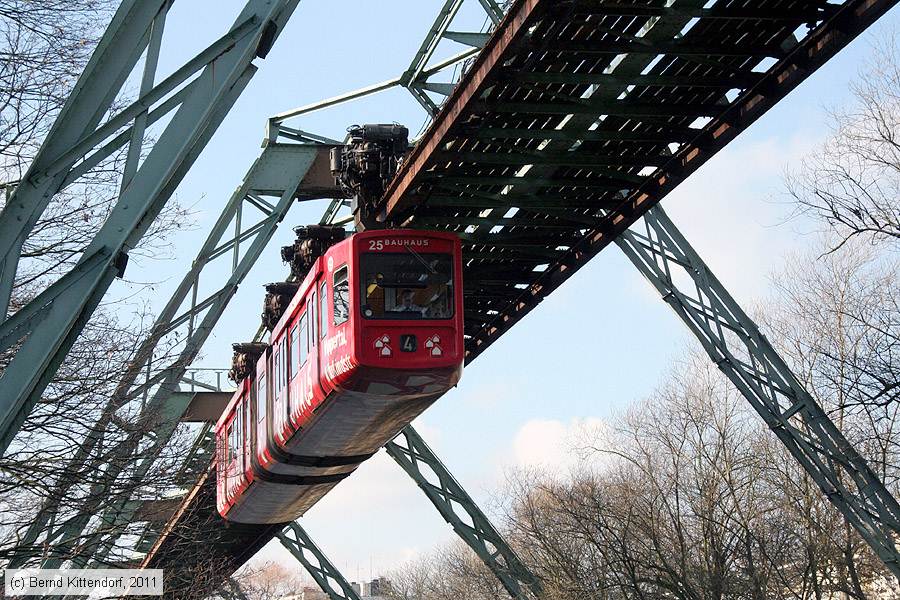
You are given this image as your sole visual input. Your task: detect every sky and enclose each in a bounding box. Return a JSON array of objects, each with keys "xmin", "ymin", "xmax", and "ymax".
[{"xmin": 102, "ymin": 0, "xmax": 900, "ymax": 586}]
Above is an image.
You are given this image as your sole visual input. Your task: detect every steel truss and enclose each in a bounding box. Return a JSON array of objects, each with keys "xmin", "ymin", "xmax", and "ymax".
[
  {"xmin": 9, "ymin": 139, "xmax": 331, "ymax": 569},
  {"xmin": 0, "ymin": 0, "xmax": 302, "ymax": 456},
  {"xmin": 616, "ymin": 205, "xmax": 900, "ymax": 579},
  {"xmin": 277, "ymin": 522, "xmax": 362, "ymax": 600},
  {"xmin": 386, "ymin": 426, "xmax": 542, "ymax": 599},
  {"xmin": 12, "ymin": 134, "xmax": 532, "ymax": 599}
]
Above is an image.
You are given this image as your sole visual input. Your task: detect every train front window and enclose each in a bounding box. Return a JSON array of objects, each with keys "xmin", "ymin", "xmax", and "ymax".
[{"xmin": 360, "ymin": 251, "xmax": 453, "ymax": 320}]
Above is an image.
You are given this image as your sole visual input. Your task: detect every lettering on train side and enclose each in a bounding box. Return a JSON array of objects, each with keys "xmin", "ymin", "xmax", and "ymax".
[
  {"xmin": 323, "ymin": 329, "xmax": 347, "ymax": 356},
  {"xmin": 304, "ymin": 373, "xmax": 314, "ymax": 408},
  {"xmin": 325, "ymin": 356, "xmax": 353, "ymax": 380},
  {"xmin": 367, "ymin": 238, "xmax": 431, "ymax": 251}
]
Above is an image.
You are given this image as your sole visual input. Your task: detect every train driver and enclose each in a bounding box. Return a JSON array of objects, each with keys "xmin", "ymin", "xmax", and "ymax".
[{"xmin": 397, "ymin": 289, "xmax": 425, "ymax": 314}]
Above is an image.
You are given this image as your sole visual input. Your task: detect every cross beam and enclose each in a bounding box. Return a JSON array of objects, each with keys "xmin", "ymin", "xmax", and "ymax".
[{"xmin": 270, "ymin": 0, "xmax": 503, "ymax": 126}]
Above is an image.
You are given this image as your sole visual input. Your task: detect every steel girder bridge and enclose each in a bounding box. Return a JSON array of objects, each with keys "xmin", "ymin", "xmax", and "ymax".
[{"xmin": 1, "ymin": 0, "xmax": 899, "ymax": 598}]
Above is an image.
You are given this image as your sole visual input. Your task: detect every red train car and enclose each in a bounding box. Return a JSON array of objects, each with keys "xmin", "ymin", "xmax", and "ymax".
[{"xmin": 215, "ymin": 229, "xmax": 463, "ymax": 523}]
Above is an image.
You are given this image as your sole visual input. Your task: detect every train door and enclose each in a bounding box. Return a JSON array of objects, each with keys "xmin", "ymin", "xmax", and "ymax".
[
  {"xmin": 306, "ymin": 288, "xmax": 321, "ymax": 407},
  {"xmin": 272, "ymin": 336, "xmax": 284, "ymax": 443},
  {"xmin": 318, "ymin": 279, "xmax": 328, "ymax": 393},
  {"xmin": 233, "ymin": 399, "xmax": 244, "ymax": 494},
  {"xmin": 242, "ymin": 385, "xmax": 252, "ymax": 483},
  {"xmin": 289, "ymin": 306, "xmax": 307, "ymax": 427},
  {"xmin": 320, "ymin": 262, "xmax": 351, "ymax": 389},
  {"xmin": 216, "ymin": 414, "xmax": 230, "ymax": 507},
  {"xmin": 255, "ymin": 349, "xmax": 269, "ymax": 462}
]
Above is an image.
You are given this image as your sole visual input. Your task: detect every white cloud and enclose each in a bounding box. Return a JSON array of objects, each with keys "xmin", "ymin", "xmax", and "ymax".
[{"xmin": 510, "ymin": 417, "xmax": 609, "ymax": 472}]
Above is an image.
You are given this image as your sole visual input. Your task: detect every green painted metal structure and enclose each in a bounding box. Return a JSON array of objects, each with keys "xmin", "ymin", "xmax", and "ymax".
[
  {"xmin": 386, "ymin": 426, "xmax": 542, "ymax": 599},
  {"xmin": 616, "ymin": 205, "xmax": 900, "ymax": 578},
  {"xmin": 7, "ymin": 139, "xmax": 333, "ymax": 570},
  {"xmin": 277, "ymin": 523, "xmax": 363, "ymax": 600},
  {"xmin": 0, "ymin": 0, "xmax": 302, "ymax": 456}
]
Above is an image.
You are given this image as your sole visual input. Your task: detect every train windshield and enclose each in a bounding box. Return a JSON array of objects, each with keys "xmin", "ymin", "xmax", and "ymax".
[{"xmin": 360, "ymin": 250, "xmax": 453, "ymax": 320}]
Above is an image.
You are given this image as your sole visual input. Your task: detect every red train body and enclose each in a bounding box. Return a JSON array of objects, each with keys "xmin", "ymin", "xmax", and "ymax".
[{"xmin": 215, "ymin": 229, "xmax": 464, "ymax": 523}]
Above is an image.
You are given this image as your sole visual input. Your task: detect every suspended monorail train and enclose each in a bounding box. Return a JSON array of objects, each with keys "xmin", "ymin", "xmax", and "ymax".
[{"xmin": 215, "ymin": 228, "xmax": 464, "ymax": 524}]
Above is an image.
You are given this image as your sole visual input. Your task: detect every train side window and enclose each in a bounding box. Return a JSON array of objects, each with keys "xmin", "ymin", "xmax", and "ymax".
[
  {"xmin": 290, "ymin": 325, "xmax": 299, "ymax": 379},
  {"xmin": 273, "ymin": 343, "xmax": 279, "ymax": 395},
  {"xmin": 299, "ymin": 314, "xmax": 308, "ymax": 365},
  {"xmin": 320, "ymin": 282, "xmax": 327, "ymax": 338},
  {"xmin": 257, "ymin": 373, "xmax": 267, "ymax": 422},
  {"xmin": 333, "ymin": 266, "xmax": 349, "ymax": 325},
  {"xmin": 235, "ymin": 404, "xmax": 242, "ymax": 468},
  {"xmin": 224, "ymin": 424, "xmax": 230, "ymax": 465}
]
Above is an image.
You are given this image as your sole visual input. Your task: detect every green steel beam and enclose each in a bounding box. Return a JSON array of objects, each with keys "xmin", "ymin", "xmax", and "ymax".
[
  {"xmin": 544, "ymin": 39, "xmax": 788, "ymax": 57},
  {"xmin": 386, "ymin": 426, "xmax": 542, "ymax": 599},
  {"xmin": 421, "ymin": 172, "xmax": 644, "ymax": 187},
  {"xmin": 465, "ymin": 126, "xmax": 698, "ymax": 143},
  {"xmin": 277, "ymin": 522, "xmax": 362, "ymax": 600},
  {"xmin": 442, "ymin": 31, "xmax": 490, "ymax": 48},
  {"xmin": 476, "ymin": 0, "xmax": 505, "ymax": 23},
  {"xmin": 425, "ymin": 194, "xmax": 619, "ymax": 210},
  {"xmin": 616, "ymin": 205, "xmax": 900, "ymax": 580},
  {"xmin": 422, "ymin": 0, "xmax": 707, "ymax": 268},
  {"xmin": 8, "ymin": 390, "xmax": 196, "ymax": 569},
  {"xmin": 401, "ymin": 0, "xmax": 466, "ymax": 86},
  {"xmin": 441, "ymin": 150, "xmax": 669, "ymax": 168},
  {"xmin": 126, "ymin": 426, "xmax": 217, "ymax": 564},
  {"xmin": 0, "ymin": 0, "xmax": 168, "ymax": 318},
  {"xmin": 415, "ymin": 216, "xmax": 591, "ymax": 231},
  {"xmin": 272, "ymin": 0, "xmax": 508, "ymax": 124},
  {"xmin": 0, "ymin": 0, "xmax": 303, "ymax": 457}
]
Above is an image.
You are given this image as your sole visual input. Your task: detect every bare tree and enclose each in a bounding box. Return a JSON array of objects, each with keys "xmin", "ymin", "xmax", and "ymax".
[
  {"xmin": 387, "ymin": 542, "xmax": 509, "ymax": 600},
  {"xmin": 234, "ymin": 562, "xmax": 306, "ymax": 600},
  {"xmin": 786, "ymin": 29, "xmax": 900, "ymax": 251}
]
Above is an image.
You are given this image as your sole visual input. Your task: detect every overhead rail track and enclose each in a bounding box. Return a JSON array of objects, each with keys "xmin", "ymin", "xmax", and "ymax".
[{"xmin": 377, "ymin": 0, "xmax": 897, "ymax": 364}]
